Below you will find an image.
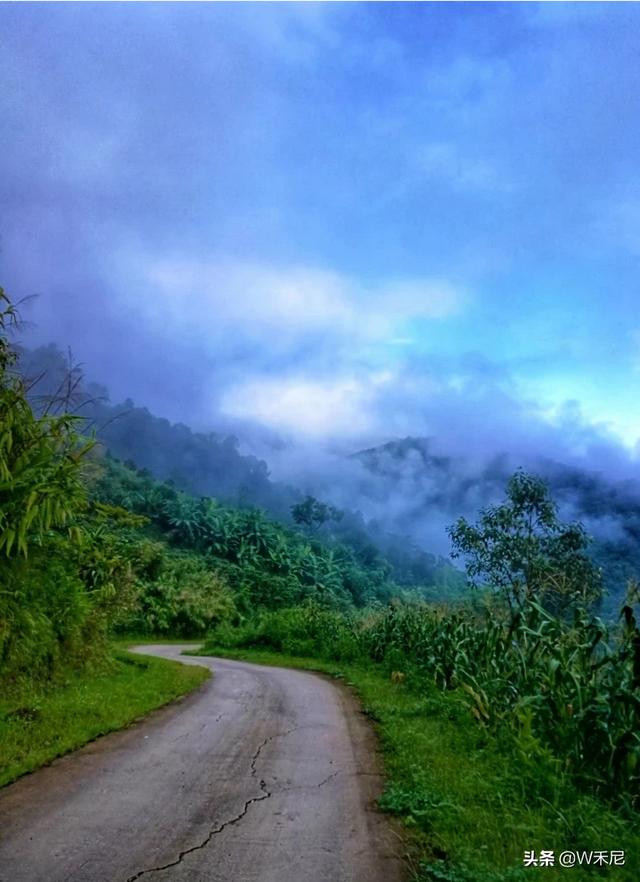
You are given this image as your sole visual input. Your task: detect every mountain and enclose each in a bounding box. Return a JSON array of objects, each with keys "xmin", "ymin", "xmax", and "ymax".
[
  {"xmin": 353, "ymin": 436, "xmax": 640, "ymax": 614},
  {"xmin": 16, "ymin": 343, "xmax": 293, "ymax": 514},
  {"xmin": 16, "ymin": 345, "xmax": 465, "ymax": 598},
  {"xmin": 20, "ymin": 344, "xmax": 637, "ymax": 611}
]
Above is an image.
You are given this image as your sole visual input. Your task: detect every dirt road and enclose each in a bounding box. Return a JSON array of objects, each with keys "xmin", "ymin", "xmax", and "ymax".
[{"xmin": 0, "ymin": 646, "xmax": 406, "ymax": 882}]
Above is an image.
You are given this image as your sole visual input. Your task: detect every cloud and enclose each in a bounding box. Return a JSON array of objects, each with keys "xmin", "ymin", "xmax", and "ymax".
[
  {"xmin": 240, "ymin": 354, "xmax": 640, "ymax": 561},
  {"xmin": 123, "ymin": 253, "xmax": 466, "ymax": 349},
  {"xmin": 3, "ymin": 0, "xmax": 640, "ymax": 505},
  {"xmin": 140, "ymin": 259, "xmax": 354, "ymax": 334},
  {"xmin": 221, "ymin": 374, "xmax": 377, "ymax": 438},
  {"xmin": 218, "ymin": 341, "xmax": 634, "ymax": 464}
]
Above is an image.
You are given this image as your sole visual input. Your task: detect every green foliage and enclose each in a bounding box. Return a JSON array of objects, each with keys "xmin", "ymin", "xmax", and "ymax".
[
  {"xmin": 209, "ymin": 603, "xmax": 362, "ymax": 661},
  {"xmin": 18, "ymin": 342, "xmax": 276, "ymax": 508},
  {"xmin": 122, "ymin": 545, "xmax": 236, "ymax": 636},
  {"xmin": 291, "ymin": 494, "xmax": 343, "ymax": 530},
  {"xmin": 416, "ymin": 861, "xmax": 528, "ymax": 882},
  {"xmin": 207, "ymin": 586, "xmax": 640, "ymax": 810},
  {"xmin": 448, "ymin": 470, "xmax": 602, "ymax": 613},
  {"xmin": 0, "ymin": 290, "xmax": 93, "ymax": 557},
  {"xmin": 0, "ymin": 289, "xmax": 110, "ymax": 685},
  {"xmin": 18, "ymin": 343, "xmax": 469, "ymax": 600},
  {"xmin": 0, "ymin": 538, "xmax": 91, "ymax": 682},
  {"xmin": 92, "ymin": 455, "xmax": 395, "ymax": 612},
  {"xmin": 5, "ymin": 288, "xmax": 638, "ymax": 869}
]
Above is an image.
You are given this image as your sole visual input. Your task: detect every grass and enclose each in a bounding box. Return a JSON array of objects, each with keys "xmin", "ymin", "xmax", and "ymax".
[
  {"xmin": 198, "ymin": 645, "xmax": 640, "ymax": 882},
  {"xmin": 0, "ymin": 648, "xmax": 209, "ymax": 788}
]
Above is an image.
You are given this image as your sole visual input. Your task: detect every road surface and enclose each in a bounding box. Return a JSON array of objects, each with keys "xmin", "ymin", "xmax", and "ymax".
[{"xmin": 0, "ymin": 645, "xmax": 406, "ymax": 882}]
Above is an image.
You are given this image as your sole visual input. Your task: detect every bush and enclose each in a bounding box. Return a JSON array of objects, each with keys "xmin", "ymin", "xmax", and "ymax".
[
  {"xmin": 207, "ymin": 593, "xmax": 640, "ymax": 811},
  {"xmin": 0, "ymin": 537, "xmax": 102, "ymax": 684},
  {"xmin": 119, "ymin": 547, "xmax": 236, "ymax": 636},
  {"xmin": 208, "ymin": 603, "xmax": 362, "ymax": 661}
]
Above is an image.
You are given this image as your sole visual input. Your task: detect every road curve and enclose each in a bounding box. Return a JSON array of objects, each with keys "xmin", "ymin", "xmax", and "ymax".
[{"xmin": 0, "ymin": 645, "xmax": 406, "ymax": 882}]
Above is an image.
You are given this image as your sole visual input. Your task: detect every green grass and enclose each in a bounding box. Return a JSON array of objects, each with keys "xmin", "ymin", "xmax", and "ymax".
[
  {"xmin": 198, "ymin": 646, "xmax": 639, "ymax": 882},
  {"xmin": 0, "ymin": 648, "xmax": 209, "ymax": 788}
]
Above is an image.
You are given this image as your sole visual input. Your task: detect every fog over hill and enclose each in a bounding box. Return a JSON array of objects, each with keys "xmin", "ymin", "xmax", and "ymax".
[
  {"xmin": 296, "ymin": 437, "xmax": 640, "ymax": 613},
  {"xmin": 17, "ymin": 343, "xmax": 640, "ymax": 615},
  {"xmin": 4, "ymin": 2, "xmax": 640, "ymax": 614}
]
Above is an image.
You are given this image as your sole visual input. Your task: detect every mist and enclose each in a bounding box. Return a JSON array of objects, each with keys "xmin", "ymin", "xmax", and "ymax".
[{"xmin": 3, "ymin": 2, "xmax": 640, "ymax": 603}]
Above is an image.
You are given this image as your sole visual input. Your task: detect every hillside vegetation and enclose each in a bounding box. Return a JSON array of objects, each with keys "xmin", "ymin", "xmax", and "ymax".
[
  {"xmin": 2, "ymin": 287, "xmax": 639, "ymax": 880},
  {"xmin": 202, "ymin": 475, "xmax": 640, "ymax": 878},
  {"xmin": 2, "ymin": 287, "xmax": 436, "ymax": 689},
  {"xmin": 19, "ymin": 343, "xmax": 640, "ymax": 613}
]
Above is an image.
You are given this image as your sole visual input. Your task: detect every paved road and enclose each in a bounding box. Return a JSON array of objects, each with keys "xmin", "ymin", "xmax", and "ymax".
[{"xmin": 0, "ymin": 646, "xmax": 406, "ymax": 882}]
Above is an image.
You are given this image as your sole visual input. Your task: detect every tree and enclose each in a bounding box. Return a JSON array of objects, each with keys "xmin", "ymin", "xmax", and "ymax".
[
  {"xmin": 291, "ymin": 495, "xmax": 343, "ymax": 532},
  {"xmin": 447, "ymin": 470, "xmax": 601, "ymax": 614},
  {"xmin": 0, "ymin": 288, "xmax": 93, "ymax": 556}
]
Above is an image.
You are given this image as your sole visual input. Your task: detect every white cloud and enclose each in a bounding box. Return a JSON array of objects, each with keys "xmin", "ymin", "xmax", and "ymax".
[
  {"xmin": 110, "ymin": 252, "xmax": 468, "ymax": 438},
  {"xmin": 220, "ymin": 375, "xmax": 376, "ymax": 438},
  {"xmin": 124, "ymin": 254, "xmax": 466, "ymax": 345},
  {"xmin": 220, "ymin": 367, "xmax": 408, "ymax": 439},
  {"xmin": 144, "ymin": 259, "xmax": 354, "ymax": 332}
]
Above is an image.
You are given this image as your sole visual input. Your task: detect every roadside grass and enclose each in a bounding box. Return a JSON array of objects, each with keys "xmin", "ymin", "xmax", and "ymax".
[
  {"xmin": 0, "ymin": 649, "xmax": 209, "ymax": 788},
  {"xmin": 196, "ymin": 646, "xmax": 639, "ymax": 882}
]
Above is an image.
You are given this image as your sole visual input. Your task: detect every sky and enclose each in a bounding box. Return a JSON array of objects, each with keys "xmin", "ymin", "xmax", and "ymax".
[{"xmin": 2, "ymin": 1, "xmax": 640, "ymax": 469}]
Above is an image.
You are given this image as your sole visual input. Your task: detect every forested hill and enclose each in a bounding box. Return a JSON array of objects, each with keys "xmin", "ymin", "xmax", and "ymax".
[
  {"xmin": 355, "ymin": 437, "xmax": 640, "ymax": 613},
  {"xmin": 16, "ymin": 344, "xmax": 640, "ymax": 610},
  {"xmin": 16, "ymin": 343, "xmax": 464, "ymax": 599},
  {"xmin": 17, "ymin": 343, "xmax": 285, "ymax": 513}
]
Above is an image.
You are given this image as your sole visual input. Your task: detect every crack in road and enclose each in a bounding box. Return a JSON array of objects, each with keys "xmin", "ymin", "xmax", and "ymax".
[
  {"xmin": 317, "ymin": 770, "xmax": 341, "ymax": 788},
  {"xmin": 275, "ymin": 766, "xmax": 380, "ymax": 793},
  {"xmin": 249, "ymin": 726, "xmax": 297, "ymax": 775},
  {"xmin": 124, "ymin": 727, "xmax": 299, "ymax": 881}
]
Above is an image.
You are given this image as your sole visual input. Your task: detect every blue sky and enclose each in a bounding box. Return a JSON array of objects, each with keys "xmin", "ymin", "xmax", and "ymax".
[{"xmin": 1, "ymin": 2, "xmax": 639, "ymax": 461}]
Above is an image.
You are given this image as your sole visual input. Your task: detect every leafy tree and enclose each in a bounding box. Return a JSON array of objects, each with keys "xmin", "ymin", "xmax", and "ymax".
[
  {"xmin": 0, "ymin": 288, "xmax": 113, "ymax": 682},
  {"xmin": 0, "ymin": 289, "xmax": 93, "ymax": 556},
  {"xmin": 94, "ymin": 456, "xmax": 397, "ymax": 611},
  {"xmin": 291, "ymin": 495, "xmax": 343, "ymax": 532},
  {"xmin": 447, "ymin": 470, "xmax": 602, "ymax": 614}
]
